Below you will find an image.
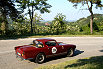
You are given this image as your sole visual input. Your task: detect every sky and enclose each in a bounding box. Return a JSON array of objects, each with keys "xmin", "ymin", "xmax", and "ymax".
[{"xmin": 34, "ymin": 0, "xmax": 103, "ymax": 21}]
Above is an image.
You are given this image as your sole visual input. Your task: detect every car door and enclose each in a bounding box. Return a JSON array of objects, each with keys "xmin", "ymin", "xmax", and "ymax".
[{"xmin": 45, "ymin": 40, "xmax": 62, "ymax": 56}]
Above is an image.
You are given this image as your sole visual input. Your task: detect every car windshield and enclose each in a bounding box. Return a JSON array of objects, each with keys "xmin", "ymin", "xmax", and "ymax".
[
  {"xmin": 58, "ymin": 43, "xmax": 66, "ymax": 45},
  {"xmin": 45, "ymin": 41, "xmax": 56, "ymax": 46},
  {"xmin": 30, "ymin": 40, "xmax": 43, "ymax": 48}
]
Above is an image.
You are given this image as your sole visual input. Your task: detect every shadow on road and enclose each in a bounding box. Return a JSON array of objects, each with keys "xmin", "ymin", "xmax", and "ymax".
[
  {"xmin": 30, "ymin": 49, "xmax": 84, "ymax": 63},
  {"xmin": 99, "ymin": 46, "xmax": 103, "ymax": 52},
  {"xmin": 74, "ymin": 49, "xmax": 84, "ymax": 56},
  {"xmin": 99, "ymin": 50, "xmax": 103, "ymax": 52}
]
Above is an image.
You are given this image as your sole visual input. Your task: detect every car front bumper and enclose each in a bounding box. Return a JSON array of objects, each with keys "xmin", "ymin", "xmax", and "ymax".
[{"xmin": 16, "ymin": 54, "xmax": 33, "ymax": 60}]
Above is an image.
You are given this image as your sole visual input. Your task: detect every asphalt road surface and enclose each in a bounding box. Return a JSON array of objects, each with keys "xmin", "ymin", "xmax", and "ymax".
[{"xmin": 0, "ymin": 37, "xmax": 103, "ymax": 69}]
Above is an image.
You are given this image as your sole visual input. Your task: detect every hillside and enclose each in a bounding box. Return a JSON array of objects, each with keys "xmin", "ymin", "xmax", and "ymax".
[
  {"xmin": 68, "ymin": 14, "xmax": 103, "ymax": 26},
  {"xmin": 67, "ymin": 14, "xmax": 103, "ymax": 34}
]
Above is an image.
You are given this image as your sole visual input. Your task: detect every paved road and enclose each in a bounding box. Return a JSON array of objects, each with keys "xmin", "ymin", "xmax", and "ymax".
[{"xmin": 0, "ymin": 37, "xmax": 103, "ymax": 69}]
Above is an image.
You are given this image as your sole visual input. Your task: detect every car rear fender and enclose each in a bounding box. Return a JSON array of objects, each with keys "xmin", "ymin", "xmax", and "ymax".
[
  {"xmin": 14, "ymin": 46, "xmax": 23, "ymax": 50},
  {"xmin": 35, "ymin": 52, "xmax": 46, "ymax": 59}
]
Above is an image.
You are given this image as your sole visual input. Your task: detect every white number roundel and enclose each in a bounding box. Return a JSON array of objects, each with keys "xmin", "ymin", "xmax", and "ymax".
[{"xmin": 52, "ymin": 47, "xmax": 57, "ymax": 53}]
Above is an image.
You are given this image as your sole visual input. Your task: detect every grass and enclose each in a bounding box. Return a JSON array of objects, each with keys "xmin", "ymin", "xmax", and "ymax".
[
  {"xmin": 0, "ymin": 34, "xmax": 103, "ymax": 40},
  {"xmin": 36, "ymin": 56, "xmax": 103, "ymax": 69},
  {"xmin": 29, "ymin": 35, "xmax": 103, "ymax": 38}
]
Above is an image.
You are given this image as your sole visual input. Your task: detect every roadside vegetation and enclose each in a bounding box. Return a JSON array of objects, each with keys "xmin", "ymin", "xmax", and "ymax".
[
  {"xmin": 36, "ymin": 56, "xmax": 103, "ymax": 69},
  {"xmin": 1, "ymin": 14, "xmax": 103, "ymax": 40},
  {"xmin": 0, "ymin": 0, "xmax": 103, "ymax": 39}
]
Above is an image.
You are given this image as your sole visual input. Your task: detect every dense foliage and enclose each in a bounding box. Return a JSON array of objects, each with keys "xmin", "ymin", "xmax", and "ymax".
[
  {"xmin": 0, "ymin": 13, "xmax": 103, "ymax": 37},
  {"xmin": 0, "ymin": 0, "xmax": 23, "ymax": 35},
  {"xmin": 0, "ymin": 0, "xmax": 103, "ymax": 38}
]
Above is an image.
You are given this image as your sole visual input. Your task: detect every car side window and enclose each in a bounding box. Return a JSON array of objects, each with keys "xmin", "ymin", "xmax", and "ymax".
[{"xmin": 45, "ymin": 41, "xmax": 56, "ymax": 47}]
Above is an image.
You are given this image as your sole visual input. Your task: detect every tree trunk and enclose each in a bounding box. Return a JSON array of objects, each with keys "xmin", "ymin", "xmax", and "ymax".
[
  {"xmin": 28, "ymin": 5, "xmax": 34, "ymax": 34},
  {"xmin": 30, "ymin": 18, "xmax": 33, "ymax": 34},
  {"xmin": 28, "ymin": 9, "xmax": 33, "ymax": 34},
  {"xmin": 89, "ymin": 1, "xmax": 93, "ymax": 34},
  {"xmin": 90, "ymin": 15, "xmax": 93, "ymax": 34},
  {"xmin": 31, "ymin": 5, "xmax": 34, "ymax": 34}
]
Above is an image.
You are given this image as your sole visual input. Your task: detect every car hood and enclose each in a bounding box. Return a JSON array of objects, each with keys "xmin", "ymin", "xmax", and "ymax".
[{"xmin": 58, "ymin": 42, "xmax": 76, "ymax": 48}]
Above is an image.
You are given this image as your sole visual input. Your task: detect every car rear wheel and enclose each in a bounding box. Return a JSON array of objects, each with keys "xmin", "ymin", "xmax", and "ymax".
[
  {"xmin": 67, "ymin": 48, "xmax": 74, "ymax": 57},
  {"xmin": 35, "ymin": 53, "xmax": 45, "ymax": 64}
]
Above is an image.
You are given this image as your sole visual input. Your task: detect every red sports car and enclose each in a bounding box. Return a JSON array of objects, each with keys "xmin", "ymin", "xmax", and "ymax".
[{"xmin": 15, "ymin": 38, "xmax": 76, "ymax": 63}]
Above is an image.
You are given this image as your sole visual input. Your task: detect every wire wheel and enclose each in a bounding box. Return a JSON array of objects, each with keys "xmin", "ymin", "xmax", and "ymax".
[
  {"xmin": 67, "ymin": 48, "xmax": 74, "ymax": 57},
  {"xmin": 35, "ymin": 53, "xmax": 45, "ymax": 64}
]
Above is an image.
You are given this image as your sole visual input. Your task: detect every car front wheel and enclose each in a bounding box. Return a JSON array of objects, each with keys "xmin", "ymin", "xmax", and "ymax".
[
  {"xmin": 35, "ymin": 53, "xmax": 45, "ymax": 64},
  {"xmin": 67, "ymin": 48, "xmax": 74, "ymax": 57}
]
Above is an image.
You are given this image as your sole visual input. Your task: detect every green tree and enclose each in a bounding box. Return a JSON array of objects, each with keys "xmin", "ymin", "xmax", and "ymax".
[
  {"xmin": 68, "ymin": 0, "xmax": 103, "ymax": 34},
  {"xmin": 51, "ymin": 13, "xmax": 66, "ymax": 35},
  {"xmin": 17, "ymin": 0, "xmax": 52, "ymax": 34},
  {"xmin": 0, "ymin": 0, "xmax": 23, "ymax": 35},
  {"xmin": 33, "ymin": 13, "xmax": 43, "ymax": 34}
]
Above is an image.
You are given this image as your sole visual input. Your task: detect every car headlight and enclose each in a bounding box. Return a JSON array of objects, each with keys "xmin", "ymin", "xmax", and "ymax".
[
  {"xmin": 22, "ymin": 51, "xmax": 25, "ymax": 56},
  {"xmin": 21, "ymin": 54, "xmax": 23, "ymax": 56}
]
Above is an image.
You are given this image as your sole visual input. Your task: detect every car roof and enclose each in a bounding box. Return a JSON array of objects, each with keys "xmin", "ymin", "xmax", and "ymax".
[{"xmin": 36, "ymin": 38, "xmax": 55, "ymax": 42}]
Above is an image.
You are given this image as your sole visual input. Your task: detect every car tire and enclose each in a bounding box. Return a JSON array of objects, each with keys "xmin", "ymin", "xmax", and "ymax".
[
  {"xmin": 35, "ymin": 53, "xmax": 45, "ymax": 64},
  {"xmin": 67, "ymin": 48, "xmax": 74, "ymax": 57}
]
